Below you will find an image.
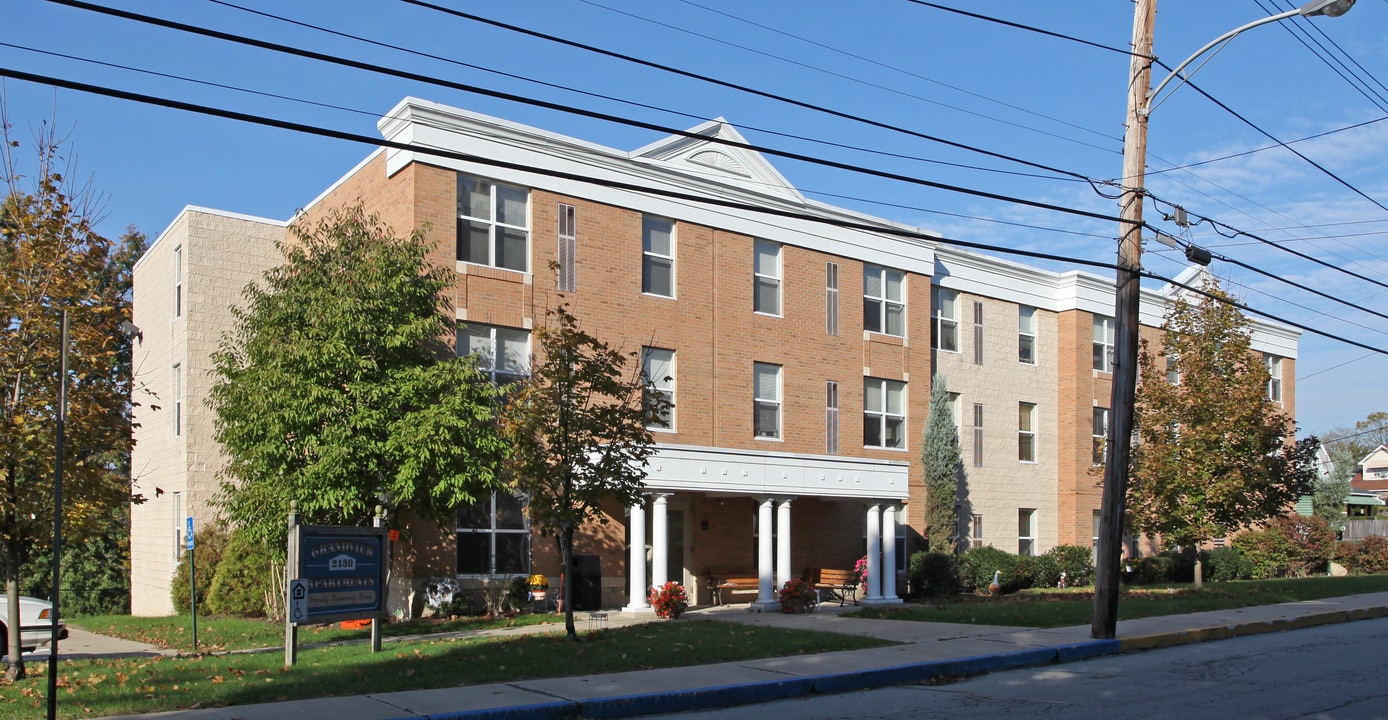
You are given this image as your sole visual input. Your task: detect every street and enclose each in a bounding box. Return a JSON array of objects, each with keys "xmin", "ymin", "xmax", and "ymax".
[{"xmin": 646, "ymin": 615, "xmax": 1388, "ymax": 720}]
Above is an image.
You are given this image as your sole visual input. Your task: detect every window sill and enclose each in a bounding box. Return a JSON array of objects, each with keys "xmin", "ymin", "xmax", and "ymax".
[
  {"xmin": 641, "ymin": 292, "xmax": 677, "ymax": 300},
  {"xmin": 754, "ymin": 435, "xmax": 783, "ymax": 443},
  {"xmin": 754, "ymin": 310, "xmax": 783, "ymax": 319},
  {"xmin": 863, "ymin": 445, "xmax": 909, "ymax": 453},
  {"xmin": 457, "ymin": 262, "xmax": 530, "ymax": 283}
]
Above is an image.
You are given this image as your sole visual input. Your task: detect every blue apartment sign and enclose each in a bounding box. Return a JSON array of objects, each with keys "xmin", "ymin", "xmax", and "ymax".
[
  {"xmin": 186, "ymin": 517, "xmax": 194, "ymax": 550},
  {"xmin": 288, "ymin": 525, "xmax": 389, "ymax": 625}
]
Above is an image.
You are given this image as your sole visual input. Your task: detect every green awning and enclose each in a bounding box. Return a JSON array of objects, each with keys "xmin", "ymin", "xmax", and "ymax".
[{"xmin": 1347, "ymin": 493, "xmax": 1384, "ymax": 506}]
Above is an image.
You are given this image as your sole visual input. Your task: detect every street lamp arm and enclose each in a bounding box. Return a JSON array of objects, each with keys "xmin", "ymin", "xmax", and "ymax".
[{"xmin": 1144, "ymin": 8, "xmax": 1298, "ymax": 116}]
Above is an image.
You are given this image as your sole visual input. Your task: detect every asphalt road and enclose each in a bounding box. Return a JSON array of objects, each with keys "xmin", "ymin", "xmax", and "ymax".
[{"xmin": 644, "ymin": 614, "xmax": 1388, "ymax": 720}]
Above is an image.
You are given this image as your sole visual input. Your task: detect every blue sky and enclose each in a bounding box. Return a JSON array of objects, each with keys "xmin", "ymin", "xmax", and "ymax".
[{"xmin": 3, "ymin": 0, "xmax": 1386, "ymax": 436}]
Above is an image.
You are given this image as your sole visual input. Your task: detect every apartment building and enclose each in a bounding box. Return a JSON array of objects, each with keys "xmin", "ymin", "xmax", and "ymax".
[{"xmin": 128, "ymin": 97, "xmax": 1299, "ymax": 616}]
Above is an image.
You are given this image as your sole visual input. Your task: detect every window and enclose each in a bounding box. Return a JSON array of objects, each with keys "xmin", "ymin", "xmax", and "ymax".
[
  {"xmin": 458, "ymin": 324, "xmax": 529, "ymax": 386},
  {"xmin": 972, "ymin": 301, "xmax": 984, "ymax": 365},
  {"xmin": 1093, "ymin": 407, "xmax": 1109, "ymax": 465},
  {"xmin": 1167, "ymin": 352, "xmax": 1180, "ymax": 385},
  {"xmin": 557, "ymin": 203, "xmax": 576, "ymax": 292},
  {"xmin": 1092, "ymin": 509, "xmax": 1101, "ymax": 562},
  {"xmin": 172, "ymin": 492, "xmax": 182, "ymax": 563},
  {"xmin": 972, "ymin": 403, "xmax": 984, "ymax": 468},
  {"xmin": 456, "ymin": 492, "xmax": 530, "ymax": 575},
  {"xmin": 1093, "ymin": 316, "xmax": 1115, "ymax": 372},
  {"xmin": 864, "ymin": 265, "xmax": 905, "ymax": 336},
  {"xmin": 1018, "ymin": 306, "xmax": 1036, "ymax": 364},
  {"xmin": 173, "ymin": 245, "xmax": 183, "ymax": 319},
  {"xmin": 754, "ymin": 362, "xmax": 781, "ymax": 439},
  {"xmin": 1018, "ymin": 509, "xmax": 1036, "ymax": 556},
  {"xmin": 642, "ymin": 347, "xmax": 675, "ymax": 429},
  {"xmin": 931, "ymin": 286, "xmax": 958, "ymax": 351},
  {"xmin": 944, "ymin": 391, "xmax": 961, "ymax": 435},
  {"xmin": 826, "ymin": 262, "xmax": 840, "ymax": 335},
  {"xmin": 864, "ymin": 378, "xmax": 906, "ymax": 449},
  {"xmin": 826, "ymin": 381, "xmax": 840, "ymax": 454},
  {"xmin": 172, "ymin": 363, "xmax": 182, "ymax": 437},
  {"xmin": 753, "ymin": 239, "xmax": 781, "ymax": 315},
  {"xmin": 457, "ymin": 175, "xmax": 529, "ymax": 272},
  {"xmin": 1265, "ymin": 354, "xmax": 1283, "ymax": 402},
  {"xmin": 971, "ymin": 514, "xmax": 984, "ymax": 550},
  {"xmin": 1018, "ymin": 402, "xmax": 1037, "ymax": 462},
  {"xmin": 642, "ymin": 215, "xmax": 675, "ymax": 297}
]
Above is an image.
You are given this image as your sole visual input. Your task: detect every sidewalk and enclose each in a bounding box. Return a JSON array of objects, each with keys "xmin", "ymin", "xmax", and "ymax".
[{"xmin": 94, "ymin": 592, "xmax": 1388, "ymax": 720}]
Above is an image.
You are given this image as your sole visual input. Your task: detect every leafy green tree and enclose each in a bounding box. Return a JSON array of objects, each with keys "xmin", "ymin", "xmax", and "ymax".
[
  {"xmin": 921, "ymin": 376, "xmax": 961, "ymax": 553},
  {"xmin": 499, "ymin": 305, "xmax": 664, "ymax": 640},
  {"xmin": 1, "ymin": 119, "xmax": 138, "ymax": 679},
  {"xmin": 209, "ymin": 206, "xmax": 508, "ymax": 556},
  {"xmin": 1128, "ymin": 276, "xmax": 1319, "ymax": 586},
  {"xmin": 1312, "ymin": 443, "xmax": 1354, "ymax": 532}
]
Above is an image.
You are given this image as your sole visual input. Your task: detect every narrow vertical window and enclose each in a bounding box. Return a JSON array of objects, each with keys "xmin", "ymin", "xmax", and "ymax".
[
  {"xmin": 753, "ymin": 363, "xmax": 782, "ymax": 439},
  {"xmin": 1018, "ymin": 402, "xmax": 1036, "ymax": 462},
  {"xmin": 826, "ymin": 262, "xmax": 840, "ymax": 335},
  {"xmin": 753, "ymin": 239, "xmax": 781, "ymax": 315},
  {"xmin": 1167, "ymin": 352, "xmax": 1180, "ymax": 385},
  {"xmin": 972, "ymin": 301, "xmax": 984, "ymax": 365},
  {"xmin": 173, "ymin": 245, "xmax": 183, "ymax": 318},
  {"xmin": 172, "ymin": 363, "xmax": 182, "ymax": 437},
  {"xmin": 931, "ymin": 287, "xmax": 958, "ymax": 351},
  {"xmin": 458, "ymin": 175, "xmax": 530, "ymax": 272},
  {"xmin": 557, "ymin": 203, "xmax": 577, "ymax": 292},
  {"xmin": 1018, "ymin": 306, "xmax": 1036, "ymax": 364},
  {"xmin": 826, "ymin": 381, "xmax": 840, "ymax": 454},
  {"xmin": 945, "ymin": 391, "xmax": 961, "ymax": 439},
  {"xmin": 864, "ymin": 264, "xmax": 905, "ymax": 336},
  {"xmin": 1092, "ymin": 509, "xmax": 1102, "ymax": 564},
  {"xmin": 1093, "ymin": 407, "xmax": 1109, "ymax": 465},
  {"xmin": 972, "ymin": 403, "xmax": 984, "ymax": 468},
  {"xmin": 642, "ymin": 216, "xmax": 675, "ymax": 297},
  {"xmin": 172, "ymin": 492, "xmax": 182, "ymax": 563},
  {"xmin": 971, "ymin": 514, "xmax": 984, "ymax": 549},
  {"xmin": 1018, "ymin": 509, "xmax": 1036, "ymax": 556},
  {"xmin": 642, "ymin": 347, "xmax": 675, "ymax": 429},
  {"xmin": 1092, "ymin": 316, "xmax": 1115, "ymax": 372},
  {"xmin": 864, "ymin": 378, "xmax": 906, "ymax": 449},
  {"xmin": 1265, "ymin": 354, "xmax": 1283, "ymax": 402}
]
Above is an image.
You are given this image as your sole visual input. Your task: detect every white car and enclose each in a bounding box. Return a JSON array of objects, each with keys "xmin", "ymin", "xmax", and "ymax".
[{"xmin": 1, "ymin": 596, "xmax": 67, "ymax": 654}]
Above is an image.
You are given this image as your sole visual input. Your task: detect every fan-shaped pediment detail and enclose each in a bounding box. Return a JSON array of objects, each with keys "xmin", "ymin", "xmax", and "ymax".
[{"xmin": 688, "ymin": 150, "xmax": 750, "ymax": 177}]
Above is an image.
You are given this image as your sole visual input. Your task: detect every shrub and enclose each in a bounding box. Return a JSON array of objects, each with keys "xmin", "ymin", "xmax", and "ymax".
[
  {"xmin": 1124, "ymin": 555, "xmax": 1174, "ymax": 585},
  {"xmin": 1045, "ymin": 545, "xmax": 1095, "ymax": 587},
  {"xmin": 958, "ymin": 546, "xmax": 1025, "ymax": 594},
  {"xmin": 778, "ymin": 578, "xmax": 817, "ymax": 613},
  {"xmin": 648, "ymin": 581, "xmax": 689, "ymax": 619},
  {"xmin": 205, "ymin": 530, "xmax": 273, "ymax": 617},
  {"xmin": 172, "ymin": 523, "xmax": 231, "ymax": 613},
  {"xmin": 908, "ymin": 551, "xmax": 961, "ymax": 597},
  {"xmin": 1232, "ymin": 515, "xmax": 1336, "ymax": 579},
  {"xmin": 1019, "ymin": 553, "xmax": 1060, "ymax": 589},
  {"xmin": 1205, "ymin": 546, "xmax": 1254, "ymax": 581},
  {"xmin": 20, "ymin": 511, "xmax": 131, "ymax": 615},
  {"xmin": 1337, "ymin": 535, "xmax": 1388, "ymax": 575}
]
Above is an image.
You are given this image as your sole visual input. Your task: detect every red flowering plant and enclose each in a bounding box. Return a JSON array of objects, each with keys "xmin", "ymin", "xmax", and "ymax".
[
  {"xmin": 778, "ymin": 578, "xmax": 817, "ymax": 613},
  {"xmin": 648, "ymin": 581, "xmax": 689, "ymax": 619},
  {"xmin": 853, "ymin": 556, "xmax": 869, "ymax": 587}
]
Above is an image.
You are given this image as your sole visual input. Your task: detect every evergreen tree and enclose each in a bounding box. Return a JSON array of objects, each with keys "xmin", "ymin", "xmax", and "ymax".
[{"xmin": 921, "ymin": 376, "xmax": 962, "ymax": 553}]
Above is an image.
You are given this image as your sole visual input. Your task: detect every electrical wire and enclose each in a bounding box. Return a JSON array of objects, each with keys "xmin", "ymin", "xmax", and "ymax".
[
  {"xmin": 1147, "ymin": 114, "xmax": 1388, "ymax": 176},
  {"xmin": 904, "ymin": 0, "xmax": 1137, "ymax": 57}
]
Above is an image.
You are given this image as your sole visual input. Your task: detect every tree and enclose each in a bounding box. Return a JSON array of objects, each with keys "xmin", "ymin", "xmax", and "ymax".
[
  {"xmin": 209, "ymin": 205, "xmax": 508, "ymax": 556},
  {"xmin": 1321, "ymin": 411, "xmax": 1388, "ymax": 464},
  {"xmin": 1312, "ymin": 443, "xmax": 1354, "ymax": 532},
  {"xmin": 1128, "ymin": 276, "xmax": 1319, "ymax": 586},
  {"xmin": 921, "ymin": 376, "xmax": 961, "ymax": 553},
  {"xmin": 0, "ymin": 118, "xmax": 137, "ymax": 679},
  {"xmin": 499, "ymin": 305, "xmax": 664, "ymax": 640}
]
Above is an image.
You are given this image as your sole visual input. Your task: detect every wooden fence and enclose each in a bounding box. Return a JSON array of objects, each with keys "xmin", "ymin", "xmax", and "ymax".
[{"xmin": 1342, "ymin": 519, "xmax": 1388, "ymax": 541}]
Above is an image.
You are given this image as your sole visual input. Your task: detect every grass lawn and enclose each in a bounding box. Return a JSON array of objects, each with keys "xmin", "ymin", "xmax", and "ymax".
[
  {"xmin": 850, "ymin": 574, "xmax": 1388, "ymax": 627},
  {"xmin": 0, "ymin": 619, "xmax": 890, "ymax": 720}
]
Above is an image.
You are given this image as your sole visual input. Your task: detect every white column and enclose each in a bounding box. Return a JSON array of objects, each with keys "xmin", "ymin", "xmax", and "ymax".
[
  {"xmin": 863, "ymin": 503, "xmax": 882, "ymax": 602},
  {"xmin": 651, "ymin": 494, "xmax": 669, "ymax": 590},
  {"xmin": 880, "ymin": 505, "xmax": 902, "ymax": 603},
  {"xmin": 753, "ymin": 497, "xmax": 778, "ymax": 611},
  {"xmin": 776, "ymin": 499, "xmax": 793, "ymax": 590},
  {"xmin": 623, "ymin": 499, "xmax": 650, "ymax": 612}
]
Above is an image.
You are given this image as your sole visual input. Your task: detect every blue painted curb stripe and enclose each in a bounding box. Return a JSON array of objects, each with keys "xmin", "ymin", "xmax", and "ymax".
[
  {"xmin": 578, "ymin": 677, "xmax": 817, "ymax": 719},
  {"xmin": 385, "ymin": 699, "xmax": 579, "ymax": 720},
  {"xmin": 1056, "ymin": 639, "xmax": 1122, "ymax": 662}
]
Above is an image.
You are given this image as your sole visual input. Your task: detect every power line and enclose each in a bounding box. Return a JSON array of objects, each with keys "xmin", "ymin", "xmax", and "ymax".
[
  {"xmin": 904, "ymin": 0, "xmax": 1137, "ymax": 57},
  {"xmin": 1147, "ymin": 114, "xmax": 1388, "ymax": 176}
]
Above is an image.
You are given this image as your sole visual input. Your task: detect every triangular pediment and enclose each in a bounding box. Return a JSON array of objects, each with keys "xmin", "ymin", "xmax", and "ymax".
[{"xmin": 630, "ymin": 119, "xmax": 805, "ymax": 203}]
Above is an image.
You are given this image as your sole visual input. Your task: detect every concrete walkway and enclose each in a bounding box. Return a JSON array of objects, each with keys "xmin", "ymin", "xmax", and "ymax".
[{"xmin": 84, "ymin": 592, "xmax": 1388, "ymax": 720}]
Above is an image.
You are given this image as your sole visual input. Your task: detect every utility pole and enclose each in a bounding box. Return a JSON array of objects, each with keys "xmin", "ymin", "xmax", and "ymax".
[{"xmin": 1093, "ymin": 0, "xmax": 1155, "ymax": 640}]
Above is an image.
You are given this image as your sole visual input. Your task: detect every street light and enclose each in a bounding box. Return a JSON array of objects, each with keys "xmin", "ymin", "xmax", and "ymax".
[{"xmin": 1091, "ymin": 0, "xmax": 1354, "ymax": 641}]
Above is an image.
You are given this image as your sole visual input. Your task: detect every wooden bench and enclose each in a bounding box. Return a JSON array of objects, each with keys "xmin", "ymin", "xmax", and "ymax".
[
  {"xmin": 806, "ymin": 568, "xmax": 859, "ymax": 606},
  {"xmin": 705, "ymin": 568, "xmax": 759, "ymax": 606}
]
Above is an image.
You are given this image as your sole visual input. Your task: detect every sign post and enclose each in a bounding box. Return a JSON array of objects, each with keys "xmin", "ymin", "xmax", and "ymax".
[{"xmin": 186, "ymin": 516, "xmax": 198, "ymax": 651}]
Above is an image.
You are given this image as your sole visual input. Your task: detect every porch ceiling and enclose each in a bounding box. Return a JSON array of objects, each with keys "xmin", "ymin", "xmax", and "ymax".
[{"xmin": 642, "ymin": 443, "xmax": 910, "ymax": 501}]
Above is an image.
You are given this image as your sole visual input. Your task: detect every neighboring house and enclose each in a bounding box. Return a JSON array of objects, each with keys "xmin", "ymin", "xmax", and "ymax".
[
  {"xmin": 1351, "ymin": 445, "xmax": 1388, "ymax": 502},
  {"xmin": 128, "ymin": 98, "xmax": 1300, "ymax": 617}
]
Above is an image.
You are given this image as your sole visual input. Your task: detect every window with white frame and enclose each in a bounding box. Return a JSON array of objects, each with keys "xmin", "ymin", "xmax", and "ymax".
[
  {"xmin": 557, "ymin": 203, "xmax": 577, "ymax": 292},
  {"xmin": 457, "ymin": 175, "xmax": 529, "ymax": 272},
  {"xmin": 642, "ymin": 347, "xmax": 675, "ymax": 429},
  {"xmin": 972, "ymin": 402, "xmax": 984, "ymax": 467},
  {"xmin": 931, "ymin": 286, "xmax": 958, "ymax": 351},
  {"xmin": 1092, "ymin": 316, "xmax": 1115, "ymax": 372},
  {"xmin": 642, "ymin": 215, "xmax": 675, "ymax": 297},
  {"xmin": 456, "ymin": 492, "xmax": 530, "ymax": 575},
  {"xmin": 172, "ymin": 363, "xmax": 182, "ymax": 437},
  {"xmin": 1018, "ymin": 509, "xmax": 1036, "ymax": 556},
  {"xmin": 753, "ymin": 239, "xmax": 781, "ymax": 315},
  {"xmin": 1265, "ymin": 354, "xmax": 1283, "ymax": 402},
  {"xmin": 972, "ymin": 301, "xmax": 984, "ymax": 365},
  {"xmin": 1167, "ymin": 352, "xmax": 1180, "ymax": 385},
  {"xmin": 1093, "ymin": 407, "xmax": 1109, "ymax": 465},
  {"xmin": 826, "ymin": 262, "xmax": 840, "ymax": 335},
  {"xmin": 864, "ymin": 377, "xmax": 906, "ymax": 449},
  {"xmin": 864, "ymin": 264, "xmax": 905, "ymax": 336},
  {"xmin": 1019, "ymin": 306, "xmax": 1036, "ymax": 364},
  {"xmin": 754, "ymin": 362, "xmax": 782, "ymax": 439},
  {"xmin": 172, "ymin": 492, "xmax": 182, "ymax": 563},
  {"xmin": 173, "ymin": 244, "xmax": 183, "ymax": 319},
  {"xmin": 971, "ymin": 514, "xmax": 984, "ymax": 549},
  {"xmin": 458, "ymin": 324, "xmax": 530, "ymax": 386},
  {"xmin": 826, "ymin": 380, "xmax": 840, "ymax": 454},
  {"xmin": 944, "ymin": 391, "xmax": 961, "ymax": 436},
  {"xmin": 1018, "ymin": 402, "xmax": 1037, "ymax": 462}
]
